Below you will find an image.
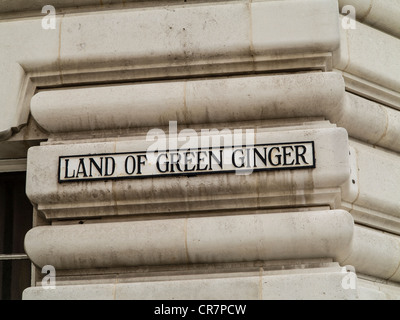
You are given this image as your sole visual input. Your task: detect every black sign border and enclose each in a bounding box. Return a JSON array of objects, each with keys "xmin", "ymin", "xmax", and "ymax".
[{"xmin": 58, "ymin": 141, "xmax": 316, "ymax": 183}]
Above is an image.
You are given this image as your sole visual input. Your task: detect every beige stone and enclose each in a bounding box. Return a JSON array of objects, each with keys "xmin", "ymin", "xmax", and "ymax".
[
  {"xmin": 23, "ymin": 284, "xmax": 116, "ymax": 300},
  {"xmin": 251, "ymin": 0, "xmax": 340, "ymax": 55},
  {"xmin": 339, "ymin": 225, "xmax": 400, "ymax": 282},
  {"xmin": 348, "ymin": 140, "xmax": 400, "ymax": 220},
  {"xmin": 24, "ymin": 210, "xmax": 354, "ymax": 270},
  {"xmin": 2, "ymin": 0, "xmax": 399, "ymax": 302},
  {"xmin": 31, "ymin": 72, "xmax": 344, "ymax": 133},
  {"xmin": 26, "ymin": 126, "xmax": 350, "ymax": 220},
  {"xmin": 358, "ymin": 278, "xmax": 400, "ymax": 300},
  {"xmin": 340, "ymin": 140, "xmax": 400, "ymax": 235},
  {"xmin": 23, "ymin": 264, "xmax": 358, "ymax": 300},
  {"xmin": 1, "ymin": 0, "xmax": 341, "ymax": 140},
  {"xmin": 334, "ymin": 15, "xmax": 400, "ymax": 109},
  {"xmin": 338, "ymin": 0, "xmax": 400, "ymax": 39},
  {"xmin": 31, "ymin": 73, "xmax": 400, "ymax": 154}
]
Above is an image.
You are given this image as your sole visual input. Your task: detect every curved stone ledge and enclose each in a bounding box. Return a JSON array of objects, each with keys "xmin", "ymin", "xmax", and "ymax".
[
  {"xmin": 24, "ymin": 210, "xmax": 354, "ymax": 270},
  {"xmin": 338, "ymin": 0, "xmax": 400, "ymax": 39},
  {"xmin": 341, "ymin": 140, "xmax": 400, "ymax": 222},
  {"xmin": 23, "ymin": 269, "xmax": 400, "ymax": 300},
  {"xmin": 342, "ymin": 93, "xmax": 400, "ymax": 152},
  {"xmin": 31, "ymin": 72, "xmax": 400, "ymax": 153},
  {"xmin": 340, "ymin": 225, "xmax": 400, "ymax": 282},
  {"xmin": 0, "ymin": 63, "xmax": 34, "ymax": 140}
]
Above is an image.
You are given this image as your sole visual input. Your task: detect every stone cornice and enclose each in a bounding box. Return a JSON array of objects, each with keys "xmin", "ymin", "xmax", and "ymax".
[
  {"xmin": 334, "ymin": 15, "xmax": 400, "ymax": 110},
  {"xmin": 0, "ymin": 0, "xmax": 340, "ymax": 140},
  {"xmin": 338, "ymin": 0, "xmax": 400, "ymax": 39},
  {"xmin": 24, "ymin": 210, "xmax": 355, "ymax": 269}
]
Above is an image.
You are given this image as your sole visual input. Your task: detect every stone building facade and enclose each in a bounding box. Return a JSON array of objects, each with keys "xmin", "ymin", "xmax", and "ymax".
[{"xmin": 0, "ymin": 0, "xmax": 399, "ymax": 300}]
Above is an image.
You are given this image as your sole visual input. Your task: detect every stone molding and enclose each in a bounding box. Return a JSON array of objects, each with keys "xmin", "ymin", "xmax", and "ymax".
[
  {"xmin": 341, "ymin": 225, "xmax": 400, "ymax": 283},
  {"xmin": 31, "ymin": 72, "xmax": 400, "ymax": 153},
  {"xmin": 0, "ymin": 0, "xmax": 341, "ymax": 140},
  {"xmin": 26, "ymin": 126, "xmax": 350, "ymax": 220},
  {"xmin": 341, "ymin": 141, "xmax": 400, "ymax": 235},
  {"xmin": 24, "ymin": 210, "xmax": 354, "ymax": 270},
  {"xmin": 22, "ymin": 263, "xmax": 360, "ymax": 300},
  {"xmin": 24, "ymin": 209, "xmax": 400, "ymax": 283}
]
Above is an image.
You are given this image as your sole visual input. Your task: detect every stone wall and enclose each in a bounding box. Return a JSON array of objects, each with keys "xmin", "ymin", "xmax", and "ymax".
[{"xmin": 0, "ymin": 0, "xmax": 399, "ymax": 300}]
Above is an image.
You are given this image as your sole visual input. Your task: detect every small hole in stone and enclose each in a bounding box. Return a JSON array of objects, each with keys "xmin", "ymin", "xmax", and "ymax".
[
  {"xmin": 79, "ymin": 221, "xmax": 84, "ymax": 224},
  {"xmin": 352, "ymin": 179, "xmax": 356, "ymax": 184}
]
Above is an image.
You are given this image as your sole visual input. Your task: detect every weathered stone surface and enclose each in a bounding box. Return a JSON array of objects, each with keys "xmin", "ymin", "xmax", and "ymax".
[
  {"xmin": 31, "ymin": 72, "xmax": 400, "ymax": 153},
  {"xmin": 26, "ymin": 126, "xmax": 350, "ymax": 219},
  {"xmin": 31, "ymin": 72, "xmax": 344, "ymax": 133},
  {"xmin": 24, "ymin": 210, "xmax": 354, "ymax": 270},
  {"xmin": 0, "ymin": 0, "xmax": 341, "ymax": 141},
  {"xmin": 2, "ymin": 0, "xmax": 399, "ymax": 301},
  {"xmin": 340, "ymin": 225, "xmax": 400, "ymax": 282},
  {"xmin": 341, "ymin": 140, "xmax": 400, "ymax": 222},
  {"xmin": 338, "ymin": 0, "xmax": 400, "ymax": 39},
  {"xmin": 334, "ymin": 15, "xmax": 400, "ymax": 109},
  {"xmin": 23, "ymin": 263, "xmax": 358, "ymax": 300}
]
